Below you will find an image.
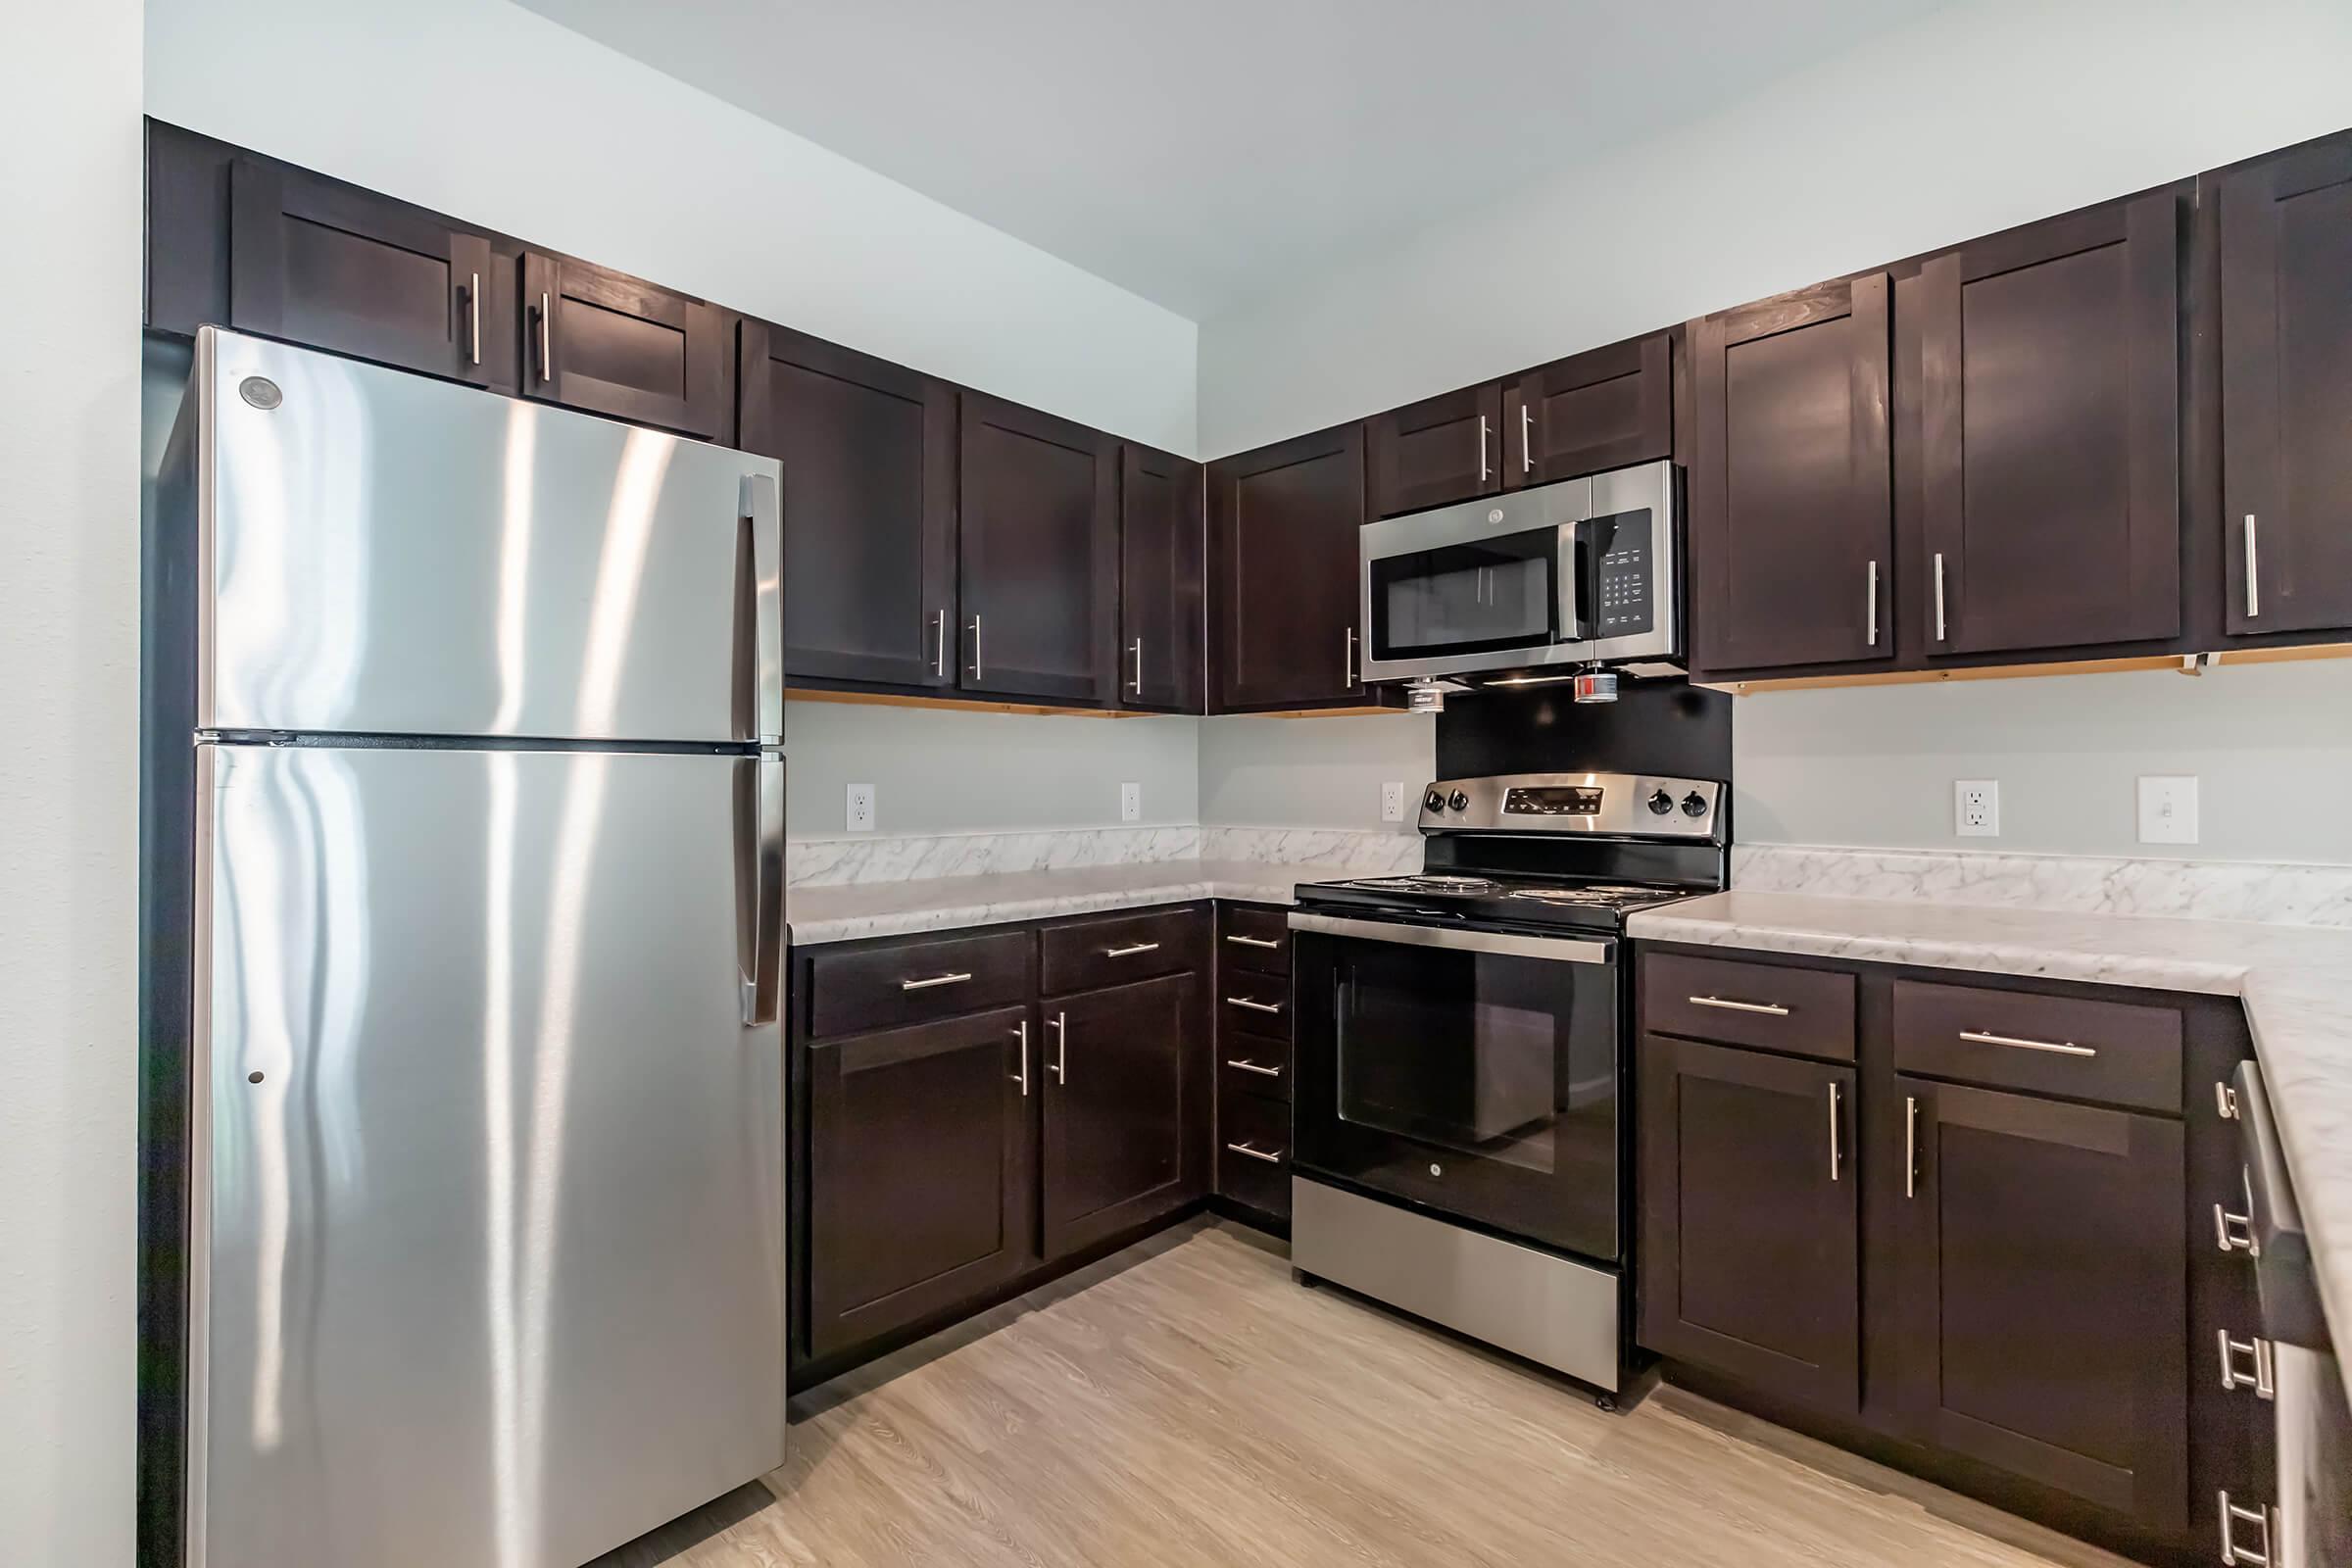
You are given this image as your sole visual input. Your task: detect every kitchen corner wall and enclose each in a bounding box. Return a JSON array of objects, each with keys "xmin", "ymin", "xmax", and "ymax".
[{"xmin": 1197, "ymin": 714, "xmax": 1436, "ymax": 837}]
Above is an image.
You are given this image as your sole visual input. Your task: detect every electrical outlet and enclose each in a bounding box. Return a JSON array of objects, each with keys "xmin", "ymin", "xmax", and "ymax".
[
  {"xmin": 846, "ymin": 783, "xmax": 875, "ymax": 833},
  {"xmin": 2138, "ymin": 775, "xmax": 2199, "ymax": 845},
  {"xmin": 1954, "ymin": 779, "xmax": 2000, "ymax": 838},
  {"xmin": 1381, "ymin": 781, "xmax": 1408, "ymax": 822},
  {"xmin": 1120, "ymin": 782, "xmax": 1141, "ymax": 822}
]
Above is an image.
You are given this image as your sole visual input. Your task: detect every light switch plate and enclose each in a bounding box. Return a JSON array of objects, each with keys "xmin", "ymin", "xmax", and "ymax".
[
  {"xmin": 1954, "ymin": 779, "xmax": 2000, "ymax": 837},
  {"xmin": 846, "ymin": 783, "xmax": 875, "ymax": 833},
  {"xmin": 1120, "ymin": 782, "xmax": 1141, "ymax": 822},
  {"xmin": 2138, "ymin": 775, "xmax": 2198, "ymax": 845},
  {"xmin": 1381, "ymin": 782, "xmax": 1408, "ymax": 822}
]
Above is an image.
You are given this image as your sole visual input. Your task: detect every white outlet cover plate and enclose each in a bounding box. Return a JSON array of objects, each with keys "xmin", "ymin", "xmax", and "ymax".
[
  {"xmin": 1954, "ymin": 779, "xmax": 2000, "ymax": 838},
  {"xmin": 2137, "ymin": 775, "xmax": 2199, "ymax": 845},
  {"xmin": 1120, "ymin": 782, "xmax": 1141, "ymax": 822},
  {"xmin": 1380, "ymin": 781, "xmax": 1407, "ymax": 822},
  {"xmin": 847, "ymin": 782, "xmax": 875, "ymax": 833}
]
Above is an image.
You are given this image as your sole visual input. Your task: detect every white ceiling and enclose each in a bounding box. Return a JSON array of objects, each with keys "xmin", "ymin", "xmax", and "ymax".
[{"xmin": 515, "ymin": 0, "xmax": 1950, "ymax": 321}]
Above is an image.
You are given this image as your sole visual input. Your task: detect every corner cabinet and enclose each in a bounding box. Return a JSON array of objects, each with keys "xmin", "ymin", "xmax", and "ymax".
[
  {"xmin": 739, "ymin": 320, "xmax": 958, "ymax": 690},
  {"xmin": 2215, "ymin": 130, "xmax": 2352, "ymax": 640},
  {"xmin": 1208, "ymin": 423, "xmax": 1374, "ymax": 712},
  {"xmin": 958, "ymin": 393, "xmax": 1119, "ymax": 705},
  {"xmin": 1119, "ymin": 445, "xmax": 1205, "ymax": 711}
]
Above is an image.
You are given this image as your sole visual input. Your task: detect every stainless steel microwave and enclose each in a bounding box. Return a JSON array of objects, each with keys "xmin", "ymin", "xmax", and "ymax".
[{"xmin": 1357, "ymin": 460, "xmax": 1681, "ymax": 686}]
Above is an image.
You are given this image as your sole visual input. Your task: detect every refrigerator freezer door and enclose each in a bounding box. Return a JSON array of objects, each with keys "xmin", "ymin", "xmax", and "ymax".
[
  {"xmin": 195, "ymin": 327, "xmax": 781, "ymax": 745},
  {"xmin": 189, "ymin": 743, "xmax": 785, "ymax": 1568}
]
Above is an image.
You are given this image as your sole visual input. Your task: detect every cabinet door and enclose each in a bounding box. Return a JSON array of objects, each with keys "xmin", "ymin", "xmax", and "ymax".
[
  {"xmin": 1888, "ymin": 1078, "xmax": 2186, "ymax": 1532},
  {"xmin": 805, "ymin": 1006, "xmax": 1037, "ymax": 1358},
  {"xmin": 2218, "ymin": 132, "xmax": 2352, "ymax": 636},
  {"xmin": 1210, "ymin": 423, "xmax": 1369, "ymax": 711},
  {"xmin": 1367, "ymin": 384, "xmax": 1501, "ymax": 518},
  {"xmin": 1503, "ymin": 332, "xmax": 1673, "ymax": 489},
  {"xmin": 1041, "ymin": 973, "xmax": 1201, "ymax": 1259},
  {"xmin": 1119, "ymin": 445, "xmax": 1205, "ymax": 711},
  {"xmin": 1911, "ymin": 191, "xmax": 2182, "ymax": 656},
  {"xmin": 1689, "ymin": 278, "xmax": 1891, "ymax": 675},
  {"xmin": 958, "ymin": 393, "xmax": 1118, "ymax": 705},
  {"xmin": 227, "ymin": 158, "xmax": 513, "ymax": 389},
  {"xmin": 739, "ymin": 321, "xmax": 957, "ymax": 688},
  {"xmin": 520, "ymin": 251, "xmax": 725, "ymax": 438},
  {"xmin": 1638, "ymin": 1034, "xmax": 1858, "ymax": 1414}
]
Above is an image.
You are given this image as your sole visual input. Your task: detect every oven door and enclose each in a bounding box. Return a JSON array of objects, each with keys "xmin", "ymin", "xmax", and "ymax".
[{"xmin": 1290, "ymin": 912, "xmax": 1620, "ymax": 1259}]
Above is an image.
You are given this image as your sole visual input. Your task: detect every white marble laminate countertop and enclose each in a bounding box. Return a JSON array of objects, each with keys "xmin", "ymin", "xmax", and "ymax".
[
  {"xmin": 786, "ymin": 858, "xmax": 1351, "ymax": 946},
  {"xmin": 1627, "ymin": 890, "xmax": 2352, "ymax": 1385}
]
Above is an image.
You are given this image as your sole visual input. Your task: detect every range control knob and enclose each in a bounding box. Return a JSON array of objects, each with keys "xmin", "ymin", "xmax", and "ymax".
[
  {"xmin": 1447, "ymin": 790, "xmax": 1471, "ymax": 812},
  {"xmin": 1681, "ymin": 791, "xmax": 1711, "ymax": 818},
  {"xmin": 1646, "ymin": 789, "xmax": 1675, "ymax": 815},
  {"xmin": 1423, "ymin": 789, "xmax": 1446, "ymax": 814}
]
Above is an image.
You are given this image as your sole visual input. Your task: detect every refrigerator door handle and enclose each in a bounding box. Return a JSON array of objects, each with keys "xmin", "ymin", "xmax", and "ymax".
[
  {"xmin": 737, "ymin": 755, "xmax": 785, "ymax": 1026},
  {"xmin": 739, "ymin": 472, "xmax": 783, "ymax": 747}
]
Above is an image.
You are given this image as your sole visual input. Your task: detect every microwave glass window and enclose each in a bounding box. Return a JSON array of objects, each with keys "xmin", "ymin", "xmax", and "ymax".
[{"xmin": 1370, "ymin": 528, "xmax": 1557, "ymax": 662}]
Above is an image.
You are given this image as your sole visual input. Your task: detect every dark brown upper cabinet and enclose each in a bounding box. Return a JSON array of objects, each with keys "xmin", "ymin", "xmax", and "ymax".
[
  {"xmin": 521, "ymin": 251, "xmax": 726, "ymax": 439},
  {"xmin": 958, "ymin": 393, "xmax": 1118, "ymax": 706},
  {"xmin": 1119, "ymin": 445, "xmax": 1205, "ymax": 712},
  {"xmin": 2216, "ymin": 131, "xmax": 2352, "ymax": 638},
  {"xmin": 738, "ymin": 321, "xmax": 957, "ymax": 690},
  {"xmin": 1367, "ymin": 384, "xmax": 1501, "ymax": 518},
  {"xmin": 1689, "ymin": 278, "xmax": 1892, "ymax": 677},
  {"xmin": 223, "ymin": 157, "xmax": 515, "ymax": 391},
  {"xmin": 1886, "ymin": 1077, "xmax": 2186, "ymax": 1534},
  {"xmin": 1503, "ymin": 332, "xmax": 1674, "ymax": 489},
  {"xmin": 1040, "ymin": 973, "xmax": 1200, "ymax": 1260},
  {"xmin": 1638, "ymin": 1033, "xmax": 1860, "ymax": 1415},
  {"xmin": 1902, "ymin": 189, "xmax": 2184, "ymax": 659},
  {"xmin": 1209, "ymin": 422, "xmax": 1373, "ymax": 712}
]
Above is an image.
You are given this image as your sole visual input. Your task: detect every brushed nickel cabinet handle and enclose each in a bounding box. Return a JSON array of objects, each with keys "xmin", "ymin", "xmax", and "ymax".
[
  {"xmin": 1828, "ymin": 1082, "xmax": 1843, "ymax": 1183},
  {"xmin": 1226, "ymin": 1141, "xmax": 1283, "ymax": 1164},
  {"xmin": 967, "ymin": 615, "xmax": 983, "ymax": 680},
  {"xmin": 933, "ymin": 610, "xmax": 948, "ymax": 679},
  {"xmin": 1903, "ymin": 1095, "xmax": 1919, "ymax": 1199},
  {"xmin": 1225, "ymin": 934, "xmax": 1281, "ymax": 950},
  {"xmin": 1934, "ymin": 552, "xmax": 1948, "ymax": 642},
  {"xmin": 2245, "ymin": 514, "xmax": 2261, "ymax": 619},
  {"xmin": 1958, "ymin": 1029, "xmax": 2094, "ymax": 1057},
  {"xmin": 900, "ymin": 971, "xmax": 972, "ymax": 992},
  {"xmin": 2215, "ymin": 1171, "xmax": 2260, "ymax": 1258},
  {"xmin": 1130, "ymin": 636, "xmax": 1144, "ymax": 695},
  {"xmin": 537, "ymin": 290, "xmax": 552, "ymax": 383},
  {"xmin": 1049, "ymin": 1010, "xmax": 1066, "ymax": 1085},
  {"xmin": 1226, "ymin": 996, "xmax": 1284, "ymax": 1014},
  {"xmin": 1344, "ymin": 626, "xmax": 1357, "ymax": 688},
  {"xmin": 1011, "ymin": 1019, "xmax": 1029, "ymax": 1097},
  {"xmin": 1519, "ymin": 402, "xmax": 1534, "ymax": 474},
  {"xmin": 1478, "ymin": 414, "xmax": 1491, "ymax": 484},
  {"xmin": 1866, "ymin": 559, "xmax": 1880, "ymax": 648},
  {"xmin": 1104, "ymin": 942, "xmax": 1161, "ymax": 958},
  {"xmin": 2220, "ymin": 1489, "xmax": 2276, "ymax": 1566},
  {"xmin": 2217, "ymin": 1329, "xmax": 2277, "ymax": 1399},
  {"xmin": 1225, "ymin": 1058, "xmax": 1283, "ymax": 1078},
  {"xmin": 1689, "ymin": 994, "xmax": 1788, "ymax": 1017},
  {"xmin": 468, "ymin": 271, "xmax": 481, "ymax": 367}
]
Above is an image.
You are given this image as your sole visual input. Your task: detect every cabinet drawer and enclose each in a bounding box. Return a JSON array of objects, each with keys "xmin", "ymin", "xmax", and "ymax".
[
  {"xmin": 1218, "ymin": 905, "xmax": 1292, "ymax": 975},
  {"xmin": 1892, "ymin": 979, "xmax": 2182, "ymax": 1114},
  {"xmin": 1040, "ymin": 906, "xmax": 1199, "ymax": 996},
  {"xmin": 807, "ymin": 929, "xmax": 1031, "ymax": 1038},
  {"xmin": 1643, "ymin": 952, "xmax": 1856, "ymax": 1062},
  {"xmin": 1218, "ymin": 1034, "xmax": 1293, "ymax": 1102},
  {"xmin": 1218, "ymin": 1087, "xmax": 1292, "ymax": 1216},
  {"xmin": 1220, "ymin": 980, "xmax": 1293, "ymax": 1041}
]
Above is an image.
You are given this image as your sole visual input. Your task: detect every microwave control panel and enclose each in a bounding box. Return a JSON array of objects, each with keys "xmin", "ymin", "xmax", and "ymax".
[{"xmin": 1589, "ymin": 510, "xmax": 1656, "ymax": 638}]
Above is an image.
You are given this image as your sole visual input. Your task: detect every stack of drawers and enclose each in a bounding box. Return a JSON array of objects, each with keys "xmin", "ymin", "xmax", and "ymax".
[{"xmin": 1214, "ymin": 904, "xmax": 1294, "ymax": 1224}]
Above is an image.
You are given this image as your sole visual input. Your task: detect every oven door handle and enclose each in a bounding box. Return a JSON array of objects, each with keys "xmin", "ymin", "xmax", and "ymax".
[{"xmin": 1286, "ymin": 910, "xmax": 1611, "ymax": 965}]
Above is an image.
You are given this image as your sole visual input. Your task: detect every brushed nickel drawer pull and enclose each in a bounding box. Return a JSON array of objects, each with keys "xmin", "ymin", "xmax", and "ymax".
[
  {"xmin": 1690, "ymin": 995, "xmax": 1789, "ymax": 1017},
  {"xmin": 2220, "ymin": 1490, "xmax": 2275, "ymax": 1566},
  {"xmin": 1225, "ymin": 1058, "xmax": 1283, "ymax": 1078},
  {"xmin": 2217, "ymin": 1329, "xmax": 2276, "ymax": 1399},
  {"xmin": 1104, "ymin": 941, "xmax": 1162, "ymax": 958},
  {"xmin": 1226, "ymin": 1141, "xmax": 1283, "ymax": 1164},
  {"xmin": 1958, "ymin": 1029, "xmax": 2094, "ymax": 1057},
  {"xmin": 1226, "ymin": 996, "xmax": 1284, "ymax": 1014},
  {"xmin": 1225, "ymin": 934, "xmax": 1281, "ymax": 950},
  {"xmin": 901, "ymin": 971, "xmax": 973, "ymax": 992},
  {"xmin": 2216, "ymin": 1171, "xmax": 2260, "ymax": 1257}
]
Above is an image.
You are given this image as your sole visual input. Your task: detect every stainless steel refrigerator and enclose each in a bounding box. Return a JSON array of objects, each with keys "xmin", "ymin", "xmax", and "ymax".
[{"xmin": 144, "ymin": 326, "xmax": 787, "ymax": 1568}]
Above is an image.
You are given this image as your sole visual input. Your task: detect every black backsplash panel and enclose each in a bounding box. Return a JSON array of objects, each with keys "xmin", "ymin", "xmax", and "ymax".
[{"xmin": 1434, "ymin": 679, "xmax": 1733, "ymax": 785}]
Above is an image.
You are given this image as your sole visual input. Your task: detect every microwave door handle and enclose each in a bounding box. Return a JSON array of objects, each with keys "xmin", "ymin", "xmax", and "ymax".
[{"xmin": 1560, "ymin": 518, "xmax": 1593, "ymax": 642}]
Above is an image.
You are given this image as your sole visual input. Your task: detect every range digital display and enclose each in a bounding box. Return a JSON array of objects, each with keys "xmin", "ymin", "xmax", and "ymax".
[{"xmin": 1502, "ymin": 786, "xmax": 1603, "ymax": 816}]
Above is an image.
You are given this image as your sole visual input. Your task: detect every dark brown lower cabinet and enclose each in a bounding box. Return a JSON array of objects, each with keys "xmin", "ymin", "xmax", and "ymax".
[
  {"xmin": 1886, "ymin": 1077, "xmax": 2188, "ymax": 1534},
  {"xmin": 1638, "ymin": 1034, "xmax": 1859, "ymax": 1414},
  {"xmin": 1041, "ymin": 973, "xmax": 1200, "ymax": 1258},
  {"xmin": 804, "ymin": 1005, "xmax": 1036, "ymax": 1359}
]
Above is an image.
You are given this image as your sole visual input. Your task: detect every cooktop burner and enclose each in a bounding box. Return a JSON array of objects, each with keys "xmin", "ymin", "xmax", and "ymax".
[{"xmin": 1344, "ymin": 874, "xmax": 1504, "ymax": 895}]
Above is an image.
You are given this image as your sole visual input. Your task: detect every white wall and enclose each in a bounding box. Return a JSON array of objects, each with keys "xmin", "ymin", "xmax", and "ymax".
[
  {"xmin": 144, "ymin": 0, "xmax": 1197, "ymax": 456},
  {"xmin": 0, "ymin": 4, "xmax": 142, "ymax": 1564},
  {"xmin": 1197, "ymin": 714, "xmax": 1434, "ymax": 835},
  {"xmin": 786, "ymin": 701, "xmax": 1199, "ymax": 837},
  {"xmin": 1198, "ymin": 0, "xmax": 2352, "ymax": 456}
]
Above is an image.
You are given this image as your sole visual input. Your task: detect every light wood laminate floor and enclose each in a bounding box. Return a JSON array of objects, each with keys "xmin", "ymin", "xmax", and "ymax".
[{"xmin": 593, "ymin": 1219, "xmax": 2128, "ymax": 1568}]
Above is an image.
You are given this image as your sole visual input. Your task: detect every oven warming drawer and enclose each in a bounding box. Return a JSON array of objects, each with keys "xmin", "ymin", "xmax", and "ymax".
[{"xmin": 1292, "ymin": 1177, "xmax": 1622, "ymax": 1391}]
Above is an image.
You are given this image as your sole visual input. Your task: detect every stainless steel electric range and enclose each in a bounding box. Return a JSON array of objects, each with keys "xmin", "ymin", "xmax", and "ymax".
[{"xmin": 1286, "ymin": 771, "xmax": 1729, "ymax": 1400}]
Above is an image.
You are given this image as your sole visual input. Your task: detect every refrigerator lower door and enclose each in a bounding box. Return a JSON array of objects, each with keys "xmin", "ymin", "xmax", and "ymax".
[{"xmin": 190, "ymin": 743, "xmax": 785, "ymax": 1568}]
